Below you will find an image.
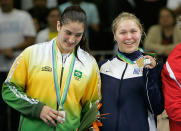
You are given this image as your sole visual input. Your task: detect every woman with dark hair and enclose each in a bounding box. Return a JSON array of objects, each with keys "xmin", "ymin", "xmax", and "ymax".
[
  {"xmin": 36, "ymin": 7, "xmax": 61, "ymax": 43},
  {"xmin": 143, "ymin": 7, "xmax": 181, "ymax": 63},
  {"xmin": 2, "ymin": 5, "xmax": 101, "ymax": 131}
]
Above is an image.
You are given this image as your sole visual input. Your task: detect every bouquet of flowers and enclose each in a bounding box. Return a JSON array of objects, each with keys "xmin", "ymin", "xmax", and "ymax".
[{"xmin": 78, "ymin": 101, "xmax": 109, "ymax": 131}]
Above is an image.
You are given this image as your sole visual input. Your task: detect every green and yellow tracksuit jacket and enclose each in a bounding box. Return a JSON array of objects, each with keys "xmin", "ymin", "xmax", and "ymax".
[{"xmin": 2, "ymin": 39, "xmax": 101, "ymax": 131}]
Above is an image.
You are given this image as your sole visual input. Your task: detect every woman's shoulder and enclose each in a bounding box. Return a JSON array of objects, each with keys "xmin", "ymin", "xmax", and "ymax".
[
  {"xmin": 148, "ymin": 25, "xmax": 161, "ymax": 32},
  {"xmin": 25, "ymin": 40, "xmax": 52, "ymax": 55},
  {"xmin": 173, "ymin": 25, "xmax": 181, "ymax": 33},
  {"xmin": 77, "ymin": 47, "xmax": 97, "ymax": 65},
  {"xmin": 98, "ymin": 56, "xmax": 121, "ymax": 73}
]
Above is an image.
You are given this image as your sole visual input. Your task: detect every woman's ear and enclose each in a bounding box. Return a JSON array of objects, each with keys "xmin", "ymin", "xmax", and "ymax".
[
  {"xmin": 57, "ymin": 21, "xmax": 61, "ymax": 32},
  {"xmin": 114, "ymin": 35, "xmax": 117, "ymax": 43}
]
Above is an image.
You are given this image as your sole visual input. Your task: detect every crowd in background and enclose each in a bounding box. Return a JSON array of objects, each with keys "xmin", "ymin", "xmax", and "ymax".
[
  {"xmin": 1, "ymin": 0, "xmax": 181, "ymax": 53},
  {"xmin": 0, "ymin": 0, "xmax": 181, "ymax": 131}
]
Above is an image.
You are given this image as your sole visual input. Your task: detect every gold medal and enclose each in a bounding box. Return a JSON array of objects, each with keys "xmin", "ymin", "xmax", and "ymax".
[{"xmin": 136, "ymin": 57, "xmax": 144, "ymax": 68}]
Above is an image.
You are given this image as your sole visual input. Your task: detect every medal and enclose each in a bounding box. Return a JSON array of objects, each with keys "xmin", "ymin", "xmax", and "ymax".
[
  {"xmin": 58, "ymin": 110, "xmax": 66, "ymax": 123},
  {"xmin": 135, "ymin": 57, "xmax": 144, "ymax": 68},
  {"xmin": 144, "ymin": 58, "xmax": 151, "ymax": 66}
]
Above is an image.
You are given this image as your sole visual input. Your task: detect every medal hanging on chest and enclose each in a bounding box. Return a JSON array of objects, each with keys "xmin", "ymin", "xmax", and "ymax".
[
  {"xmin": 117, "ymin": 51, "xmax": 144, "ymax": 68},
  {"xmin": 135, "ymin": 57, "xmax": 144, "ymax": 68},
  {"xmin": 52, "ymin": 39, "xmax": 76, "ymax": 123}
]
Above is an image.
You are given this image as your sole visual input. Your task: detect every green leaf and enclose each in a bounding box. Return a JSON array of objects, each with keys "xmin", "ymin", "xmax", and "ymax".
[{"xmin": 78, "ymin": 103, "xmax": 98, "ymax": 131}]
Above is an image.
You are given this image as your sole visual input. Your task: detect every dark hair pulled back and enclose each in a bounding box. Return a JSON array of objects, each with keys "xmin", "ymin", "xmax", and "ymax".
[{"xmin": 60, "ymin": 5, "xmax": 90, "ymax": 59}]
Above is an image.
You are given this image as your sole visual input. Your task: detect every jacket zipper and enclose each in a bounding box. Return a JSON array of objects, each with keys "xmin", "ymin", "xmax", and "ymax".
[
  {"xmin": 55, "ymin": 56, "xmax": 66, "ymax": 131},
  {"xmin": 115, "ymin": 63, "xmax": 128, "ymax": 131},
  {"xmin": 145, "ymin": 69, "xmax": 154, "ymax": 114},
  {"xmin": 56, "ymin": 56, "xmax": 66, "ymax": 110},
  {"xmin": 59, "ymin": 56, "xmax": 65, "ymax": 99}
]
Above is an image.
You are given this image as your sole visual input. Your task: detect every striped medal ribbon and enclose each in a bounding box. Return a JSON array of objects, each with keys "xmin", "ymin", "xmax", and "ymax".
[
  {"xmin": 117, "ymin": 50, "xmax": 144, "ymax": 68},
  {"xmin": 52, "ymin": 39, "xmax": 76, "ymax": 110}
]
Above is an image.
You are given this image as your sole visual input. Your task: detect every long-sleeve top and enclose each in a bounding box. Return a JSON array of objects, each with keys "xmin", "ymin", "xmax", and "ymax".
[
  {"xmin": 143, "ymin": 25, "xmax": 181, "ymax": 55},
  {"xmin": 2, "ymin": 38, "xmax": 101, "ymax": 131},
  {"xmin": 162, "ymin": 43, "xmax": 181, "ymax": 131},
  {"xmin": 99, "ymin": 50, "xmax": 164, "ymax": 131}
]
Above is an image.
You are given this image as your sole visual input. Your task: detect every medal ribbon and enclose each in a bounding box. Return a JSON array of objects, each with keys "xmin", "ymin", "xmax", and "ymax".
[
  {"xmin": 117, "ymin": 51, "xmax": 134, "ymax": 64},
  {"xmin": 117, "ymin": 48, "xmax": 144, "ymax": 65},
  {"xmin": 52, "ymin": 39, "xmax": 76, "ymax": 110}
]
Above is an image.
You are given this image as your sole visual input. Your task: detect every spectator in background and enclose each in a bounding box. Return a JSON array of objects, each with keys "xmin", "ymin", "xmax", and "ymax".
[
  {"xmin": 143, "ymin": 7, "xmax": 181, "ymax": 63},
  {"xmin": 28, "ymin": 0, "xmax": 49, "ymax": 30},
  {"xmin": 36, "ymin": 7, "xmax": 61, "ymax": 43},
  {"xmin": 59, "ymin": 0, "xmax": 100, "ymax": 32},
  {"xmin": 0, "ymin": 0, "xmax": 36, "ymax": 75},
  {"xmin": 0, "ymin": 0, "xmax": 36, "ymax": 130},
  {"xmin": 21, "ymin": 0, "xmax": 58, "ymax": 10},
  {"xmin": 135, "ymin": 0, "xmax": 167, "ymax": 32}
]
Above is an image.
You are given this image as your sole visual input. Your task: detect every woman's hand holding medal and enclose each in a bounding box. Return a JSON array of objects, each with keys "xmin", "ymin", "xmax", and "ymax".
[
  {"xmin": 40, "ymin": 105, "xmax": 65, "ymax": 127},
  {"xmin": 144, "ymin": 55, "xmax": 156, "ymax": 69}
]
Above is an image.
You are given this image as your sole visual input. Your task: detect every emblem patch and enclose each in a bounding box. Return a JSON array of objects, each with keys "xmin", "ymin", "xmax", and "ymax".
[
  {"xmin": 41, "ymin": 66, "xmax": 52, "ymax": 72},
  {"xmin": 74, "ymin": 70, "xmax": 82, "ymax": 80},
  {"xmin": 133, "ymin": 68, "xmax": 142, "ymax": 75}
]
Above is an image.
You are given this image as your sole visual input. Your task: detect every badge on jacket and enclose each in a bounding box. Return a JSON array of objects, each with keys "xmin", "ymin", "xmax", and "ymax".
[{"xmin": 74, "ymin": 70, "xmax": 82, "ymax": 80}]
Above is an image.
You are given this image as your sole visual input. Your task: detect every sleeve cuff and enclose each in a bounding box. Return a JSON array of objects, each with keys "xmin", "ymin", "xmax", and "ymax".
[{"xmin": 32, "ymin": 102, "xmax": 45, "ymax": 118}]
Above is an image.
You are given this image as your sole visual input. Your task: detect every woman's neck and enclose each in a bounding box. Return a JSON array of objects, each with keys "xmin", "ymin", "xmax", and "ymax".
[
  {"xmin": 162, "ymin": 26, "xmax": 174, "ymax": 38},
  {"xmin": 118, "ymin": 49, "xmax": 142, "ymax": 61}
]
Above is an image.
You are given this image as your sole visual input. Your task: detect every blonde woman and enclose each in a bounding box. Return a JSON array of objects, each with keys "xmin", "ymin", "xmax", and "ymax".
[{"xmin": 99, "ymin": 12, "xmax": 164, "ymax": 131}]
